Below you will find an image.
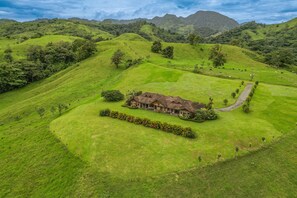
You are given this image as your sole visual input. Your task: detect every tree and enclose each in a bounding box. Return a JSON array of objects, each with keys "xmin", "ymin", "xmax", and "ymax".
[
  {"xmin": 265, "ymin": 48, "xmax": 294, "ymax": 68},
  {"xmin": 193, "ymin": 64, "xmax": 199, "ymax": 73},
  {"xmin": 209, "ymin": 44, "xmax": 227, "ymax": 67},
  {"xmin": 242, "ymin": 103, "xmax": 250, "ymax": 113},
  {"xmin": 162, "ymin": 46, "xmax": 174, "ymax": 59},
  {"xmin": 27, "ymin": 45, "xmax": 44, "ymax": 62},
  {"xmin": 151, "ymin": 41, "xmax": 162, "ymax": 53},
  {"xmin": 58, "ymin": 103, "xmax": 68, "ymax": 115},
  {"xmin": 50, "ymin": 106, "xmax": 56, "ymax": 115},
  {"xmin": 72, "ymin": 39, "xmax": 97, "ymax": 61},
  {"xmin": 36, "ymin": 107, "xmax": 45, "ymax": 118},
  {"xmin": 231, "ymin": 92, "xmax": 236, "ymax": 98},
  {"xmin": 250, "ymin": 73, "xmax": 255, "ymax": 81},
  {"xmin": 101, "ymin": 90, "xmax": 124, "ymax": 102},
  {"xmin": 4, "ymin": 48, "xmax": 13, "ymax": 63},
  {"xmin": 235, "ymin": 88, "xmax": 240, "ymax": 94},
  {"xmin": 111, "ymin": 49, "xmax": 125, "ymax": 68},
  {"xmin": 0, "ymin": 63, "xmax": 27, "ymax": 93},
  {"xmin": 206, "ymin": 97, "xmax": 214, "ymax": 110},
  {"xmin": 187, "ymin": 34, "xmax": 201, "ymax": 45},
  {"xmin": 223, "ymin": 99, "xmax": 228, "ymax": 106}
]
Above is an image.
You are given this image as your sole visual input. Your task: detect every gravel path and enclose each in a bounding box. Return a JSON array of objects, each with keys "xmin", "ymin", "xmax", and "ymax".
[{"xmin": 217, "ymin": 83, "xmax": 253, "ymax": 112}]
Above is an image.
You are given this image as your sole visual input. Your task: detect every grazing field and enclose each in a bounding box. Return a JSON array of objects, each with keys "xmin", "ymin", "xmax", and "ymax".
[
  {"xmin": 50, "ymin": 61, "xmax": 297, "ymax": 178},
  {"xmin": 1, "ymin": 34, "xmax": 297, "ymax": 197}
]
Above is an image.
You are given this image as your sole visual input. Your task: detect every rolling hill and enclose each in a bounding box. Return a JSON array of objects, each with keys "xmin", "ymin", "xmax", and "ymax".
[
  {"xmin": 208, "ymin": 18, "xmax": 297, "ymax": 69},
  {"xmin": 0, "ymin": 23, "xmax": 297, "ymax": 197}
]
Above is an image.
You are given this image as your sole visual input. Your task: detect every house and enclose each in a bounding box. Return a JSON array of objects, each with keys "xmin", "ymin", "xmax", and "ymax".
[{"xmin": 128, "ymin": 92, "xmax": 206, "ymax": 117}]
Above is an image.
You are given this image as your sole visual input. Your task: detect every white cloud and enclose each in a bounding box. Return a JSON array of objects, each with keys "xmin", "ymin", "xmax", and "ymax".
[{"xmin": 1, "ymin": 0, "xmax": 296, "ymax": 23}]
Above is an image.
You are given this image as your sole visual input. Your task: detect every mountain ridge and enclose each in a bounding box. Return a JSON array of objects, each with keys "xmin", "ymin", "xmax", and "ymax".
[{"xmin": 103, "ymin": 11, "xmax": 240, "ymax": 37}]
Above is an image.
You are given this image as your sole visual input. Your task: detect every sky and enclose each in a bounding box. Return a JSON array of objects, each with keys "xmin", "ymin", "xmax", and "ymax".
[{"xmin": 0, "ymin": 0, "xmax": 296, "ymax": 24}]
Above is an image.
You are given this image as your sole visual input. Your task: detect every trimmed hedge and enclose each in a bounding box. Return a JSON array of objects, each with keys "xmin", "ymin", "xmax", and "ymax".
[{"xmin": 99, "ymin": 109, "xmax": 196, "ymax": 139}]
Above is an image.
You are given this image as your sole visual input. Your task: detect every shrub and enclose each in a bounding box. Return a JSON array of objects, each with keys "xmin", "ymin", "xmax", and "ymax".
[
  {"xmin": 192, "ymin": 108, "xmax": 218, "ymax": 122},
  {"xmin": 99, "ymin": 109, "xmax": 111, "ymax": 117},
  {"xmin": 36, "ymin": 107, "xmax": 45, "ymax": 118},
  {"xmin": 231, "ymin": 92, "xmax": 236, "ymax": 98},
  {"xmin": 223, "ymin": 99, "xmax": 228, "ymax": 106},
  {"xmin": 110, "ymin": 111, "xmax": 119, "ymax": 118},
  {"xmin": 58, "ymin": 103, "xmax": 68, "ymax": 115},
  {"xmin": 205, "ymin": 109, "xmax": 218, "ymax": 120},
  {"xmin": 242, "ymin": 103, "xmax": 250, "ymax": 113},
  {"xmin": 101, "ymin": 90, "xmax": 124, "ymax": 102}
]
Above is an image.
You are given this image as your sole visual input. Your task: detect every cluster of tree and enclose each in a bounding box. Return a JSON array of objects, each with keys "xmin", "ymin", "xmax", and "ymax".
[
  {"xmin": 151, "ymin": 41, "xmax": 174, "ymax": 59},
  {"xmin": 187, "ymin": 33, "xmax": 201, "ymax": 45},
  {"xmin": 100, "ymin": 109, "xmax": 196, "ymax": 139},
  {"xmin": 207, "ymin": 21, "xmax": 297, "ymax": 68},
  {"xmin": 242, "ymin": 81, "xmax": 259, "ymax": 113},
  {"xmin": 230, "ymin": 81, "xmax": 244, "ymax": 100},
  {"xmin": 98, "ymin": 21, "xmax": 186, "ymax": 43},
  {"xmin": 101, "ymin": 90, "xmax": 124, "ymax": 102},
  {"xmin": 110, "ymin": 49, "xmax": 144, "ymax": 69},
  {"xmin": 0, "ymin": 19, "xmax": 96, "ymax": 40},
  {"xmin": 35, "ymin": 103, "xmax": 68, "ymax": 118},
  {"xmin": 0, "ymin": 39, "xmax": 96, "ymax": 93},
  {"xmin": 125, "ymin": 58, "xmax": 143, "ymax": 69},
  {"xmin": 209, "ymin": 44, "xmax": 227, "ymax": 67}
]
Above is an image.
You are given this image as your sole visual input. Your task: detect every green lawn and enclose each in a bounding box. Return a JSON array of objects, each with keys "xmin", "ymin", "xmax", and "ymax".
[
  {"xmin": 1, "ymin": 34, "xmax": 297, "ymax": 197},
  {"xmin": 50, "ymin": 63, "xmax": 297, "ymax": 179}
]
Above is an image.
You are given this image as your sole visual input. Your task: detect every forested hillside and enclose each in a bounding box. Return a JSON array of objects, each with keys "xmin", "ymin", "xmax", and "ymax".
[
  {"xmin": 208, "ymin": 19, "xmax": 297, "ymax": 69},
  {"xmin": 0, "ymin": 19, "xmax": 187, "ymax": 93}
]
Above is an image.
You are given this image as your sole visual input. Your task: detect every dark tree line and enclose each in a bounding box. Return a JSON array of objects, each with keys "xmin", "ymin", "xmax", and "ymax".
[{"xmin": 0, "ymin": 39, "xmax": 96, "ymax": 93}]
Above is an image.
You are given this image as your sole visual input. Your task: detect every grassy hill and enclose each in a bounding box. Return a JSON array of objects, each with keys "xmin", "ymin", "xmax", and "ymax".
[
  {"xmin": 208, "ymin": 19, "xmax": 297, "ymax": 69},
  {"xmin": 0, "ymin": 33, "xmax": 297, "ymax": 197}
]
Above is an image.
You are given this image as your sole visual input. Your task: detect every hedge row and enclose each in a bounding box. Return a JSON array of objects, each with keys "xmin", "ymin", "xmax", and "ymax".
[
  {"xmin": 243, "ymin": 81, "xmax": 259, "ymax": 113},
  {"xmin": 99, "ymin": 109, "xmax": 196, "ymax": 139}
]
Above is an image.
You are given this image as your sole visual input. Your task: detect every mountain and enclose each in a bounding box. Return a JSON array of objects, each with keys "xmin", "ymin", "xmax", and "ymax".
[
  {"xmin": 104, "ymin": 11, "xmax": 240, "ymax": 37},
  {"xmin": 184, "ymin": 11, "xmax": 239, "ymax": 32}
]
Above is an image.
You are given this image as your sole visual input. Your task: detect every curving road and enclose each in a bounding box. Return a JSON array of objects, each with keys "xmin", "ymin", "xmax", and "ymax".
[{"xmin": 217, "ymin": 83, "xmax": 253, "ymax": 112}]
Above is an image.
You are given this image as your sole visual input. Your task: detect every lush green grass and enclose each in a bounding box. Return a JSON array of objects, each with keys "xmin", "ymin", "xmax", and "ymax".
[
  {"xmin": 140, "ymin": 24, "xmax": 161, "ymax": 41},
  {"xmin": 1, "ymin": 35, "xmax": 297, "ymax": 197},
  {"xmin": 50, "ymin": 61, "xmax": 297, "ymax": 179}
]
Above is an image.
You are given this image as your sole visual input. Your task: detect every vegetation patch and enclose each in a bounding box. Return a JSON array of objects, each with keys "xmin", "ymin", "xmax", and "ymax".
[
  {"xmin": 101, "ymin": 90, "xmax": 124, "ymax": 102},
  {"xmin": 99, "ymin": 109, "xmax": 196, "ymax": 139}
]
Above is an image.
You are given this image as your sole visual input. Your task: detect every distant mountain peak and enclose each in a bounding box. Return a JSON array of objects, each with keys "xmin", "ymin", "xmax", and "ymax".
[{"xmin": 104, "ymin": 10, "xmax": 239, "ymax": 37}]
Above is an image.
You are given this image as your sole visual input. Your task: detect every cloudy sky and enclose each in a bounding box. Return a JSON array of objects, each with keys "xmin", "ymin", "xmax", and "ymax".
[{"xmin": 0, "ymin": 0, "xmax": 296, "ymax": 24}]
